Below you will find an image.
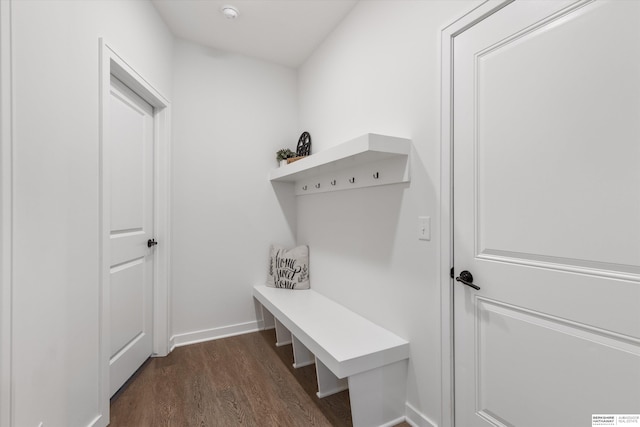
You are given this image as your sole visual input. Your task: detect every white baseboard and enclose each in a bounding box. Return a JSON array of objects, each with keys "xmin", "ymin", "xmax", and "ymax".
[
  {"xmin": 292, "ymin": 360, "xmax": 315, "ymax": 369},
  {"xmin": 87, "ymin": 413, "xmax": 106, "ymax": 427},
  {"xmin": 171, "ymin": 320, "xmax": 261, "ymax": 348},
  {"xmin": 405, "ymin": 402, "xmax": 437, "ymax": 427},
  {"xmin": 316, "ymin": 385, "xmax": 349, "ymax": 399},
  {"xmin": 257, "ymin": 319, "xmax": 276, "ymax": 331}
]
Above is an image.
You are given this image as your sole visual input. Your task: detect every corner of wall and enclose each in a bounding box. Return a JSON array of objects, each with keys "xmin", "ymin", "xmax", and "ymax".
[{"xmin": 405, "ymin": 402, "xmax": 438, "ymax": 427}]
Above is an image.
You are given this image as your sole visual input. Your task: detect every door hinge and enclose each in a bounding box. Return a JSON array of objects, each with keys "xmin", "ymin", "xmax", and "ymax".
[{"xmin": 450, "ymin": 267, "xmax": 454, "ymax": 279}]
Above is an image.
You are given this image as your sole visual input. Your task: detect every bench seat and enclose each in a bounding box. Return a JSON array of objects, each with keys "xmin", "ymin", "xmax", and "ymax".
[{"xmin": 253, "ymin": 284, "xmax": 410, "ymax": 427}]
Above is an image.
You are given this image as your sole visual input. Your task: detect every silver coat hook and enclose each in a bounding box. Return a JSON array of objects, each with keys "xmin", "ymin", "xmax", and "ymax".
[
  {"xmin": 349, "ymin": 177, "xmax": 355, "ymax": 184},
  {"xmin": 331, "ymin": 180, "xmax": 336, "ymax": 186},
  {"xmin": 302, "ymin": 185, "xmax": 308, "ymax": 191},
  {"xmin": 373, "ymin": 172, "xmax": 379, "ymax": 179},
  {"xmin": 315, "ymin": 183, "xmax": 321, "ymax": 189}
]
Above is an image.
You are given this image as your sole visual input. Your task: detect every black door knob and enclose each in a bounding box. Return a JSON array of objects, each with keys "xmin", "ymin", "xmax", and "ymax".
[
  {"xmin": 455, "ymin": 270, "xmax": 480, "ymax": 290},
  {"xmin": 147, "ymin": 239, "xmax": 158, "ymax": 248}
]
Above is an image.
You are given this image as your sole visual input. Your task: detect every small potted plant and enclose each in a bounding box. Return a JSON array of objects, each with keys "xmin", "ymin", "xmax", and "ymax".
[{"xmin": 276, "ymin": 148, "xmax": 295, "ymax": 167}]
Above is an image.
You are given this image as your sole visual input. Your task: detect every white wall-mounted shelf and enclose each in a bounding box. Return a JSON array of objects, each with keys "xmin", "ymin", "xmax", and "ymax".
[{"xmin": 269, "ymin": 133, "xmax": 411, "ymax": 195}]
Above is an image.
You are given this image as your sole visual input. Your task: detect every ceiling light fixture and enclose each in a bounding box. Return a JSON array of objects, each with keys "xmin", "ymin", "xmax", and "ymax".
[{"xmin": 221, "ymin": 6, "xmax": 239, "ymax": 19}]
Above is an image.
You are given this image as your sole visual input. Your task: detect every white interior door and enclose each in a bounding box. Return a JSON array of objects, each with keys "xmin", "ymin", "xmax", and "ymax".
[
  {"xmin": 108, "ymin": 76, "xmax": 154, "ymax": 397},
  {"xmin": 453, "ymin": 1, "xmax": 640, "ymax": 426}
]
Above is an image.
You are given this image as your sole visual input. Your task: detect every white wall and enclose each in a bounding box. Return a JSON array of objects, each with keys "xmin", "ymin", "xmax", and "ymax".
[
  {"xmin": 170, "ymin": 40, "xmax": 297, "ymax": 344},
  {"xmin": 10, "ymin": 1, "xmax": 173, "ymax": 425},
  {"xmin": 297, "ymin": 1, "xmax": 482, "ymax": 425},
  {"xmin": 0, "ymin": 1, "xmax": 12, "ymax": 426}
]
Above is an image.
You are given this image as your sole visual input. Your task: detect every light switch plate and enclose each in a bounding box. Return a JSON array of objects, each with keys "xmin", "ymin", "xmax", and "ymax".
[{"xmin": 418, "ymin": 216, "xmax": 430, "ymax": 241}]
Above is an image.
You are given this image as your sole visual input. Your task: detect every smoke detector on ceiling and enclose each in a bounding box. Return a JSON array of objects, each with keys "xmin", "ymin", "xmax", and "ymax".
[{"xmin": 221, "ymin": 5, "xmax": 239, "ymax": 19}]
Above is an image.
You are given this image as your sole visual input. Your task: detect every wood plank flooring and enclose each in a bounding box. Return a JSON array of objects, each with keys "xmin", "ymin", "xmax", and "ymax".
[{"xmin": 110, "ymin": 329, "xmax": 411, "ymax": 426}]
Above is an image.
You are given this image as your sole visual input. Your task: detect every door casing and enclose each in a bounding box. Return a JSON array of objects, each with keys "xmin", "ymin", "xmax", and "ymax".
[
  {"xmin": 98, "ymin": 39, "xmax": 171, "ymax": 427},
  {"xmin": 0, "ymin": 1, "xmax": 13, "ymax": 426},
  {"xmin": 439, "ymin": 2, "xmax": 514, "ymax": 426}
]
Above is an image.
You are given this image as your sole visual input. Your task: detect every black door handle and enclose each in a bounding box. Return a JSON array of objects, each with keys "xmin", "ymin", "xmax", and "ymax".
[
  {"xmin": 147, "ymin": 239, "xmax": 158, "ymax": 248},
  {"xmin": 455, "ymin": 270, "xmax": 480, "ymax": 290}
]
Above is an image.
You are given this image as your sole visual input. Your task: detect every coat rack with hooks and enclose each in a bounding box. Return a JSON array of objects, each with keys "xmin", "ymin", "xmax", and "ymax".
[{"xmin": 269, "ymin": 134, "xmax": 411, "ymax": 196}]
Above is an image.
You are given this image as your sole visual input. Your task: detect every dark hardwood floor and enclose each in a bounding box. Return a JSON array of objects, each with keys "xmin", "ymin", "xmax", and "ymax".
[{"xmin": 110, "ymin": 329, "xmax": 411, "ymax": 426}]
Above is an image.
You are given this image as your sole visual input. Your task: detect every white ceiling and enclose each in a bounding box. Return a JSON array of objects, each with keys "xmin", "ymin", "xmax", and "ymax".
[{"xmin": 151, "ymin": 0, "xmax": 359, "ymax": 68}]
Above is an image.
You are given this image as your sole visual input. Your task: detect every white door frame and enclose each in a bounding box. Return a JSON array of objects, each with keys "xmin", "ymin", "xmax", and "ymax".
[
  {"xmin": 439, "ymin": 2, "xmax": 513, "ymax": 426},
  {"xmin": 0, "ymin": 1, "xmax": 13, "ymax": 426},
  {"xmin": 98, "ymin": 39, "xmax": 171, "ymax": 425}
]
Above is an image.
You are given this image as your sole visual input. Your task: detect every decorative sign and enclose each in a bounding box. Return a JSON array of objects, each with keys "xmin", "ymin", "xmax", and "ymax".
[{"xmin": 296, "ymin": 132, "xmax": 311, "ymax": 157}]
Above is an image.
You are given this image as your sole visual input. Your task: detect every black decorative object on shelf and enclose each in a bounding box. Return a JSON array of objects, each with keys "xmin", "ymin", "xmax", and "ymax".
[{"xmin": 296, "ymin": 132, "xmax": 311, "ymax": 157}]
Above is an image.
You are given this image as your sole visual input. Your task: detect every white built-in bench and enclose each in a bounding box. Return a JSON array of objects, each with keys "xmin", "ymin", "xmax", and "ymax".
[{"xmin": 253, "ymin": 285, "xmax": 410, "ymax": 427}]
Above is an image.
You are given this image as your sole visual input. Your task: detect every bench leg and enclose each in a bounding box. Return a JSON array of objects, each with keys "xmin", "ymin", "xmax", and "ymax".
[
  {"xmin": 315, "ymin": 357, "xmax": 348, "ymax": 398},
  {"xmin": 291, "ymin": 335, "xmax": 315, "ymax": 368},
  {"xmin": 348, "ymin": 360, "xmax": 408, "ymax": 427},
  {"xmin": 261, "ymin": 305, "xmax": 275, "ymax": 330},
  {"xmin": 274, "ymin": 318, "xmax": 292, "ymax": 347}
]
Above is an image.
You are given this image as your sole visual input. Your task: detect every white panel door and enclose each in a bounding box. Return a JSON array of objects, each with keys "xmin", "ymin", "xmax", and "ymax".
[
  {"xmin": 109, "ymin": 76, "xmax": 154, "ymax": 397},
  {"xmin": 453, "ymin": 1, "xmax": 640, "ymax": 426}
]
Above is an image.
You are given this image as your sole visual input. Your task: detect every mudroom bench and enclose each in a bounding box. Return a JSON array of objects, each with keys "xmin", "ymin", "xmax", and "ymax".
[{"xmin": 253, "ymin": 284, "xmax": 410, "ymax": 427}]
